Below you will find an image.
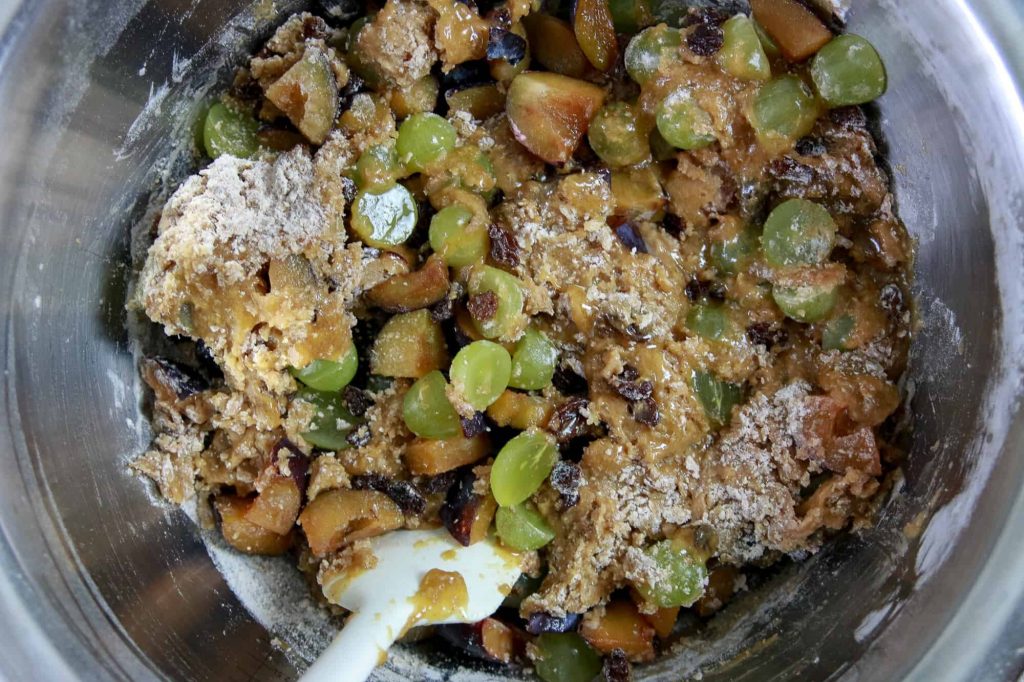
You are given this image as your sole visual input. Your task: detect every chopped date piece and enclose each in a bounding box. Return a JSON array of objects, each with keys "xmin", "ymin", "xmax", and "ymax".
[
  {"xmin": 550, "ymin": 460, "xmax": 582, "ymax": 508},
  {"xmin": 829, "ymin": 105, "xmax": 868, "ymax": 129},
  {"xmin": 795, "ymin": 136, "xmax": 827, "ymax": 156},
  {"xmin": 430, "ymin": 297, "xmax": 455, "ymax": 322},
  {"xmin": 662, "ymin": 212, "xmax": 684, "ymax": 237},
  {"xmin": 548, "ymin": 397, "xmax": 590, "ymax": 441},
  {"xmin": 141, "ymin": 357, "xmax": 208, "ymax": 402},
  {"xmin": 467, "ymin": 291, "xmax": 499, "ymax": 321},
  {"xmin": 746, "ymin": 322, "xmax": 789, "ymax": 348},
  {"xmin": 343, "ymin": 385, "xmax": 372, "ymax": 417},
  {"xmin": 687, "ymin": 22, "xmax": 725, "ymax": 56},
  {"xmin": 610, "ymin": 365, "xmax": 654, "ymax": 401},
  {"xmin": 461, "ymin": 411, "xmax": 489, "ymax": 438},
  {"xmin": 552, "ymin": 364, "xmax": 589, "ymax": 396},
  {"xmin": 487, "ymin": 28, "xmax": 527, "ymax": 65},
  {"xmin": 487, "ymin": 224, "xmax": 521, "ymax": 267},
  {"xmin": 603, "ymin": 648, "xmax": 633, "ymax": 682},
  {"xmin": 422, "ymin": 469, "xmax": 460, "ymax": 494},
  {"xmin": 346, "ymin": 426, "xmax": 372, "ymax": 448},
  {"xmin": 351, "ymin": 473, "xmax": 427, "ymax": 514},
  {"xmin": 272, "ymin": 438, "xmax": 310, "ymax": 494},
  {"xmin": 489, "ymin": 7, "xmax": 512, "ymax": 29},
  {"xmin": 526, "ymin": 612, "xmax": 581, "ymax": 634},
  {"xmin": 614, "ymin": 222, "xmax": 649, "ymax": 253},
  {"xmin": 440, "ymin": 468, "xmax": 495, "ymax": 546},
  {"xmin": 630, "ymin": 397, "xmax": 660, "ymax": 426}
]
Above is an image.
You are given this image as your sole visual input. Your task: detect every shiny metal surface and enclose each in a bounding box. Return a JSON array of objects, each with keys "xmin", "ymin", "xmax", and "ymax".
[{"xmin": 0, "ymin": 1, "xmax": 1022, "ymax": 680}]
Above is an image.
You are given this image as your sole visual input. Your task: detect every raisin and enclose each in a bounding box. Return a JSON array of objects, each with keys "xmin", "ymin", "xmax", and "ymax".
[
  {"xmin": 430, "ymin": 297, "xmax": 455, "ymax": 322},
  {"xmin": 603, "ymin": 649, "xmax": 633, "ymax": 682},
  {"xmin": 525, "ymin": 612, "xmax": 581, "ymax": 634},
  {"xmin": 684, "ymin": 278, "xmax": 726, "ymax": 303},
  {"xmin": 630, "ymin": 397, "xmax": 660, "ymax": 426},
  {"xmin": 552, "ymin": 364, "xmax": 589, "ymax": 396},
  {"xmin": 830, "ymin": 106, "xmax": 867, "ymax": 129},
  {"xmin": 422, "ymin": 469, "xmax": 460, "ymax": 494},
  {"xmin": 467, "ymin": 291, "xmax": 499, "ymax": 321},
  {"xmin": 343, "ymin": 385, "xmax": 372, "ymax": 417},
  {"xmin": 440, "ymin": 60, "xmax": 493, "ymax": 90},
  {"xmin": 687, "ymin": 22, "xmax": 724, "ymax": 56},
  {"xmin": 662, "ymin": 212, "xmax": 684, "ymax": 237},
  {"xmin": 550, "ymin": 460, "xmax": 582, "ymax": 508},
  {"xmin": 141, "ymin": 357, "xmax": 208, "ymax": 402},
  {"xmin": 681, "ymin": 6, "xmax": 730, "ymax": 26},
  {"xmin": 795, "ymin": 136, "xmax": 827, "ymax": 157},
  {"xmin": 746, "ymin": 322, "xmax": 788, "ymax": 349},
  {"xmin": 346, "ymin": 426, "xmax": 372, "ymax": 448},
  {"xmin": 614, "ymin": 222, "xmax": 649, "ymax": 253},
  {"xmin": 879, "ymin": 283, "xmax": 904, "ymax": 318},
  {"xmin": 611, "ymin": 365, "xmax": 653, "ymax": 401},
  {"xmin": 548, "ymin": 397, "xmax": 590, "ymax": 442},
  {"xmin": 351, "ymin": 473, "xmax": 427, "ymax": 514},
  {"xmin": 769, "ymin": 157, "xmax": 815, "ymax": 185},
  {"xmin": 487, "ymin": 224, "xmax": 521, "ymax": 267},
  {"xmin": 486, "ymin": 28, "xmax": 527, "ymax": 65},
  {"xmin": 440, "ymin": 468, "xmax": 487, "ymax": 545},
  {"xmin": 271, "ymin": 439, "xmax": 310, "ymax": 495},
  {"xmin": 301, "ymin": 15, "xmax": 331, "ymax": 40},
  {"xmin": 461, "ymin": 412, "xmax": 489, "ymax": 438}
]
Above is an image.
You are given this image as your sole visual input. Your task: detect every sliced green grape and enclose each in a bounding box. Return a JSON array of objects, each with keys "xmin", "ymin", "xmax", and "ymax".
[
  {"xmin": 761, "ymin": 199, "xmax": 837, "ymax": 267},
  {"xmin": 533, "ymin": 633, "xmax": 603, "ymax": 682},
  {"xmin": 467, "ymin": 265, "xmax": 526, "ymax": 340},
  {"xmin": 625, "ymin": 25, "xmax": 682, "ymax": 85},
  {"xmin": 428, "ymin": 205, "xmax": 490, "ymax": 267},
  {"xmin": 811, "ymin": 35, "xmax": 887, "ymax": 107},
  {"xmin": 773, "ymin": 278, "xmax": 839, "ymax": 322},
  {"xmin": 748, "ymin": 75, "xmax": 820, "ymax": 147},
  {"xmin": 351, "ymin": 184, "xmax": 418, "ymax": 248},
  {"xmin": 203, "ymin": 102, "xmax": 261, "ymax": 159},
  {"xmin": 692, "ymin": 371, "xmax": 742, "ymax": 427},
  {"xmin": 822, "ymin": 314, "xmax": 855, "ymax": 350},
  {"xmin": 509, "ymin": 327, "xmax": 558, "ymax": 390},
  {"xmin": 648, "ymin": 126, "xmax": 677, "ymax": 161},
  {"xmin": 297, "ymin": 388, "xmax": 359, "ymax": 451},
  {"xmin": 450, "ymin": 340, "xmax": 512, "ymax": 411},
  {"xmin": 495, "ymin": 503, "xmax": 555, "ymax": 550},
  {"xmin": 656, "ymin": 90, "xmax": 716, "ymax": 150},
  {"xmin": 718, "ymin": 14, "xmax": 771, "ymax": 81},
  {"xmin": 345, "ymin": 16, "xmax": 384, "ymax": 88},
  {"xmin": 587, "ymin": 102, "xmax": 650, "ymax": 167},
  {"xmin": 490, "ymin": 429, "xmax": 558, "ymax": 507},
  {"xmin": 354, "ymin": 144, "xmax": 402, "ymax": 192},
  {"xmin": 396, "ymin": 112, "xmax": 457, "ymax": 172},
  {"xmin": 710, "ymin": 224, "xmax": 759, "ymax": 274},
  {"xmin": 609, "ymin": 0, "xmax": 651, "ymax": 34},
  {"xmin": 502, "ymin": 572, "xmax": 544, "ymax": 609},
  {"xmin": 632, "ymin": 539, "xmax": 708, "ymax": 608},
  {"xmin": 403, "ymin": 370, "xmax": 462, "ymax": 438},
  {"xmin": 686, "ymin": 304, "xmax": 729, "ymax": 341},
  {"xmin": 752, "ymin": 17, "xmax": 780, "ymax": 57},
  {"xmin": 290, "ymin": 346, "xmax": 358, "ymax": 392}
]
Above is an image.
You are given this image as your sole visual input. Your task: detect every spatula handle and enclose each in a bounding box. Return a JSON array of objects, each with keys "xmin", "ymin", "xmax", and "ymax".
[{"xmin": 300, "ymin": 609, "xmax": 403, "ymax": 682}]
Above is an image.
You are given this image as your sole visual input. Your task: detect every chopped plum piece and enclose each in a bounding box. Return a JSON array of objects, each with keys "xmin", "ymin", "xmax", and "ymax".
[
  {"xmin": 405, "ymin": 433, "xmax": 491, "ymax": 476},
  {"xmin": 141, "ymin": 357, "xmax": 207, "ymax": 402},
  {"xmin": 437, "ymin": 617, "xmax": 524, "ymax": 663},
  {"xmin": 526, "ymin": 611, "xmax": 582, "ymax": 634},
  {"xmin": 367, "ymin": 254, "xmax": 450, "ymax": 313},
  {"xmin": 351, "ymin": 473, "xmax": 428, "ymax": 515},
  {"xmin": 215, "ymin": 495, "xmax": 293, "ymax": 556},
  {"xmin": 506, "ymin": 72, "xmax": 605, "ymax": 164},
  {"xmin": 440, "ymin": 467, "xmax": 498, "ymax": 545},
  {"xmin": 297, "ymin": 489, "xmax": 404, "ymax": 557},
  {"xmin": 264, "ymin": 46, "xmax": 339, "ymax": 144}
]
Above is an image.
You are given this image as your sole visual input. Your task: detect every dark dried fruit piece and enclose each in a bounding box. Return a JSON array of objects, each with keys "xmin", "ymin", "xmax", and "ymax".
[
  {"xmin": 684, "ymin": 278, "xmax": 727, "ymax": 303},
  {"xmin": 488, "ymin": 223, "xmax": 521, "ymax": 267},
  {"xmin": 610, "ymin": 365, "xmax": 653, "ymax": 401},
  {"xmin": 550, "ymin": 460, "xmax": 582, "ymax": 508},
  {"xmin": 526, "ymin": 612, "xmax": 581, "ymax": 634},
  {"xmin": 343, "ymin": 385, "xmax": 372, "ymax": 417},
  {"xmin": 548, "ymin": 397, "xmax": 590, "ymax": 442},
  {"xmin": 879, "ymin": 283, "xmax": 904, "ymax": 318},
  {"xmin": 829, "ymin": 105, "xmax": 868, "ymax": 129},
  {"xmin": 346, "ymin": 426, "xmax": 372, "ymax": 448},
  {"xmin": 141, "ymin": 357, "xmax": 208, "ymax": 402},
  {"xmin": 467, "ymin": 291, "xmax": 499, "ymax": 321},
  {"xmin": 506, "ymin": 72, "xmax": 606, "ymax": 164},
  {"xmin": 746, "ymin": 322, "xmax": 789, "ymax": 348},
  {"xmin": 681, "ymin": 6, "xmax": 731, "ymax": 27},
  {"xmin": 271, "ymin": 438, "xmax": 310, "ymax": 496},
  {"xmin": 461, "ymin": 411, "xmax": 489, "ymax": 438},
  {"xmin": 440, "ymin": 468, "xmax": 498, "ymax": 545},
  {"xmin": 441, "ymin": 60, "xmax": 494, "ymax": 90},
  {"xmin": 552, "ymin": 364, "xmax": 589, "ymax": 396},
  {"xmin": 769, "ymin": 156, "xmax": 815, "ymax": 185},
  {"xmin": 661, "ymin": 212, "xmax": 684, "ymax": 237},
  {"xmin": 630, "ymin": 397, "xmax": 660, "ymax": 426},
  {"xmin": 613, "ymin": 222, "xmax": 648, "ymax": 254},
  {"xmin": 437, "ymin": 618, "xmax": 525, "ymax": 663},
  {"xmin": 795, "ymin": 136, "xmax": 827, "ymax": 156},
  {"xmin": 687, "ymin": 22, "xmax": 725, "ymax": 56},
  {"xmin": 351, "ymin": 473, "xmax": 428, "ymax": 515},
  {"xmin": 431, "ymin": 297, "xmax": 455, "ymax": 322},
  {"xmin": 603, "ymin": 648, "xmax": 633, "ymax": 681},
  {"xmin": 487, "ymin": 28, "xmax": 527, "ymax": 65},
  {"xmin": 422, "ymin": 469, "xmax": 460, "ymax": 494}
]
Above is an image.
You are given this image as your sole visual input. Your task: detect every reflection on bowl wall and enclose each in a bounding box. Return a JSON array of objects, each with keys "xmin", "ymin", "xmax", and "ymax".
[{"xmin": 0, "ymin": 0, "xmax": 1023, "ymax": 680}]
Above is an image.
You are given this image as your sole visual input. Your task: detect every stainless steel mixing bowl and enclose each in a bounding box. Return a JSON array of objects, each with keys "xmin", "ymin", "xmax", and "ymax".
[{"xmin": 1, "ymin": 1, "xmax": 1022, "ymax": 680}]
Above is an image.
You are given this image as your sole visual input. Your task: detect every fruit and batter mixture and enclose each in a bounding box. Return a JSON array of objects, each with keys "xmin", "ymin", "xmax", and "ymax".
[{"xmin": 133, "ymin": 0, "xmax": 911, "ymax": 677}]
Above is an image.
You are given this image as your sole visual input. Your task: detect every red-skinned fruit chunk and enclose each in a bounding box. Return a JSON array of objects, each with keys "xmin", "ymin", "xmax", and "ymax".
[
  {"xmin": 440, "ymin": 467, "xmax": 498, "ymax": 545},
  {"xmin": 265, "ymin": 46, "xmax": 340, "ymax": 144},
  {"xmin": 366, "ymin": 254, "xmax": 450, "ymax": 313},
  {"xmin": 215, "ymin": 495, "xmax": 293, "ymax": 556},
  {"xmin": 573, "ymin": 0, "xmax": 618, "ymax": 71},
  {"xmin": 522, "ymin": 14, "xmax": 589, "ymax": 78},
  {"xmin": 297, "ymin": 489, "xmax": 404, "ymax": 557},
  {"xmin": 245, "ymin": 476, "xmax": 303, "ymax": 535},
  {"xmin": 437, "ymin": 618, "xmax": 525, "ymax": 663},
  {"xmin": 506, "ymin": 72, "xmax": 606, "ymax": 164},
  {"xmin": 579, "ymin": 599, "xmax": 656, "ymax": 660},
  {"xmin": 405, "ymin": 433, "xmax": 491, "ymax": 476},
  {"xmin": 750, "ymin": 0, "xmax": 832, "ymax": 62},
  {"xmin": 640, "ymin": 606, "xmax": 679, "ymax": 639}
]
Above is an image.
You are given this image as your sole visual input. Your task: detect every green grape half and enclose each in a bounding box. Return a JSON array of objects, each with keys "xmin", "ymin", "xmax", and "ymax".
[
  {"xmin": 495, "ymin": 503, "xmax": 555, "ymax": 550},
  {"xmin": 588, "ymin": 102, "xmax": 650, "ymax": 167},
  {"xmin": 710, "ymin": 224, "xmax": 759, "ymax": 274},
  {"xmin": 351, "ymin": 184, "xmax": 418, "ymax": 248},
  {"xmin": 509, "ymin": 327, "xmax": 558, "ymax": 390},
  {"xmin": 718, "ymin": 14, "xmax": 771, "ymax": 81},
  {"xmin": 625, "ymin": 25, "xmax": 682, "ymax": 85},
  {"xmin": 290, "ymin": 345, "xmax": 358, "ymax": 392},
  {"xmin": 656, "ymin": 90, "xmax": 716, "ymax": 150},
  {"xmin": 632, "ymin": 539, "xmax": 708, "ymax": 608},
  {"xmin": 822, "ymin": 313, "xmax": 855, "ymax": 350},
  {"xmin": 533, "ymin": 633, "xmax": 602, "ymax": 682},
  {"xmin": 692, "ymin": 371, "xmax": 743, "ymax": 427},
  {"xmin": 429, "ymin": 204, "xmax": 490, "ymax": 267},
  {"xmin": 467, "ymin": 265, "xmax": 526, "ymax": 340},
  {"xmin": 402, "ymin": 370, "xmax": 462, "ymax": 438},
  {"xmin": 354, "ymin": 143, "xmax": 402, "ymax": 192},
  {"xmin": 772, "ymin": 278, "xmax": 840, "ymax": 322},
  {"xmin": 297, "ymin": 388, "xmax": 359, "ymax": 451},
  {"xmin": 811, "ymin": 34, "xmax": 887, "ymax": 107},
  {"xmin": 761, "ymin": 199, "xmax": 837, "ymax": 267},
  {"xmin": 450, "ymin": 340, "xmax": 512, "ymax": 411},
  {"xmin": 748, "ymin": 75, "xmax": 820, "ymax": 146},
  {"xmin": 203, "ymin": 102, "xmax": 261, "ymax": 159},
  {"xmin": 490, "ymin": 429, "xmax": 558, "ymax": 507},
  {"xmin": 686, "ymin": 304, "xmax": 730, "ymax": 341},
  {"xmin": 396, "ymin": 112, "xmax": 457, "ymax": 172}
]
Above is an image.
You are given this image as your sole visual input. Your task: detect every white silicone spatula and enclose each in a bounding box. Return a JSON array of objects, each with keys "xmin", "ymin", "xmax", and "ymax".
[{"xmin": 300, "ymin": 528, "xmax": 523, "ymax": 682}]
